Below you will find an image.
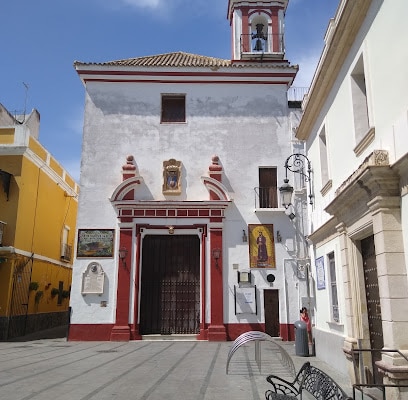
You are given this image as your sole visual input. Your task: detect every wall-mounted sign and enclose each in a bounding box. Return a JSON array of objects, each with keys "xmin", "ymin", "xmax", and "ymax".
[
  {"xmin": 237, "ymin": 270, "xmax": 251, "ymax": 284},
  {"xmin": 77, "ymin": 229, "xmax": 114, "ymax": 258},
  {"xmin": 249, "ymin": 224, "xmax": 276, "ymax": 268},
  {"xmin": 315, "ymin": 256, "xmax": 326, "ymax": 290},
  {"xmin": 234, "ymin": 285, "xmax": 257, "ymax": 314},
  {"xmin": 81, "ymin": 262, "xmax": 105, "ymax": 295}
]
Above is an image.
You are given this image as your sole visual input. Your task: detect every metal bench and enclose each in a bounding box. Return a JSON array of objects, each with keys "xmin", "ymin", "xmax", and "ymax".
[{"xmin": 265, "ymin": 362, "xmax": 352, "ymax": 400}]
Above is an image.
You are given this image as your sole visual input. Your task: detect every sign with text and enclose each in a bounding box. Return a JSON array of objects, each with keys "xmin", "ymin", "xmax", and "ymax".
[
  {"xmin": 315, "ymin": 256, "xmax": 326, "ymax": 290},
  {"xmin": 234, "ymin": 285, "xmax": 257, "ymax": 314},
  {"xmin": 77, "ymin": 229, "xmax": 114, "ymax": 258},
  {"xmin": 81, "ymin": 262, "xmax": 105, "ymax": 295}
]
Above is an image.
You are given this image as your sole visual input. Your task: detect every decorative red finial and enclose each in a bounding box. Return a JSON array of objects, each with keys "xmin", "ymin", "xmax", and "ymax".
[
  {"xmin": 209, "ymin": 155, "xmax": 222, "ymax": 172},
  {"xmin": 209, "ymin": 155, "xmax": 222, "ymax": 182},
  {"xmin": 123, "ymin": 155, "xmax": 136, "ymax": 171},
  {"xmin": 122, "ymin": 155, "xmax": 137, "ymax": 181}
]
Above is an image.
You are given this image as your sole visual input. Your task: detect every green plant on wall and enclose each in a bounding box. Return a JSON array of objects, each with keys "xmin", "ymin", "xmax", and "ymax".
[
  {"xmin": 62, "ymin": 290, "xmax": 70, "ymax": 299},
  {"xmin": 29, "ymin": 281, "xmax": 39, "ymax": 291},
  {"xmin": 51, "ymin": 288, "xmax": 59, "ymax": 297},
  {"xmin": 34, "ymin": 290, "xmax": 43, "ymax": 304}
]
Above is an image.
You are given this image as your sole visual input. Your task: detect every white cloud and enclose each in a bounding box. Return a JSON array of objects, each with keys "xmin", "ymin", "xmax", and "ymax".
[
  {"xmin": 121, "ymin": 0, "xmax": 162, "ymax": 9},
  {"xmin": 110, "ymin": 0, "xmax": 225, "ymax": 18}
]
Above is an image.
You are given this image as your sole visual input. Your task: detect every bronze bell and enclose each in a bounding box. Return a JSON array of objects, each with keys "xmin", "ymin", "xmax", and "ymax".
[{"xmin": 254, "ymin": 39, "xmax": 263, "ymax": 51}]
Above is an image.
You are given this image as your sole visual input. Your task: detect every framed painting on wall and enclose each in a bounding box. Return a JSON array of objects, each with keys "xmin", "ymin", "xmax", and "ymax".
[
  {"xmin": 77, "ymin": 229, "xmax": 115, "ymax": 258},
  {"xmin": 248, "ymin": 224, "xmax": 276, "ymax": 268}
]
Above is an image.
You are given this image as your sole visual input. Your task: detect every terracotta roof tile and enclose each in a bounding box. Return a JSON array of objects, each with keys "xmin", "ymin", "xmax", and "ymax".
[
  {"xmin": 74, "ymin": 51, "xmax": 231, "ymax": 68},
  {"xmin": 74, "ymin": 51, "xmax": 296, "ymax": 70}
]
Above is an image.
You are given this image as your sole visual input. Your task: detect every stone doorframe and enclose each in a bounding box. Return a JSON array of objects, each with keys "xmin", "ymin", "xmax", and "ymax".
[
  {"xmin": 325, "ymin": 151, "xmax": 408, "ymax": 388},
  {"xmin": 108, "ymin": 155, "xmax": 232, "ymax": 341}
]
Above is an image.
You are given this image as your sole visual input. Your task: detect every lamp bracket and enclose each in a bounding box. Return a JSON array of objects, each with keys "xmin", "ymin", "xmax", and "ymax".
[
  {"xmin": 284, "ymin": 153, "xmax": 312, "ymax": 181},
  {"xmin": 283, "ymin": 153, "xmax": 313, "ymax": 205}
]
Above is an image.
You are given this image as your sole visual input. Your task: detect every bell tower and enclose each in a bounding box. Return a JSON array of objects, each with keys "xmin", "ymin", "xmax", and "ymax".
[{"xmin": 227, "ymin": 0, "xmax": 288, "ymax": 61}]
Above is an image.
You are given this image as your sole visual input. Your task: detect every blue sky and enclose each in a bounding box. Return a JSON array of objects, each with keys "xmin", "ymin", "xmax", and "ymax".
[{"xmin": 1, "ymin": 0, "xmax": 338, "ymax": 182}]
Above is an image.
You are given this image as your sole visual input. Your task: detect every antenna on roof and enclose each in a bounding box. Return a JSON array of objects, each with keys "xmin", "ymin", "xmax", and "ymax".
[
  {"xmin": 15, "ymin": 82, "xmax": 30, "ymax": 124},
  {"xmin": 22, "ymin": 82, "xmax": 29, "ymax": 116}
]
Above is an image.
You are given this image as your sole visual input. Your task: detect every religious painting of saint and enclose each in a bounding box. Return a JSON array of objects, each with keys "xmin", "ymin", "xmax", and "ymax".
[
  {"xmin": 162, "ymin": 159, "xmax": 182, "ymax": 195},
  {"xmin": 248, "ymin": 224, "xmax": 276, "ymax": 268}
]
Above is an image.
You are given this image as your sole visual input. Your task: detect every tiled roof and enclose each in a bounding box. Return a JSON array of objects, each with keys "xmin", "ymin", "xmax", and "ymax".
[
  {"xmin": 74, "ymin": 52, "xmax": 232, "ymax": 68},
  {"xmin": 74, "ymin": 51, "xmax": 296, "ymax": 69}
]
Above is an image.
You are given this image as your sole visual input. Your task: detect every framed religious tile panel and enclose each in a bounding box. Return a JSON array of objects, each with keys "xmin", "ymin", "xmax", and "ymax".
[{"xmin": 248, "ymin": 224, "xmax": 276, "ymax": 268}]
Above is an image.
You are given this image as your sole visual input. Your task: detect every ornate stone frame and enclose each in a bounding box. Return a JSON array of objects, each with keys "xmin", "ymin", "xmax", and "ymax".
[{"xmin": 162, "ymin": 158, "xmax": 182, "ymax": 195}]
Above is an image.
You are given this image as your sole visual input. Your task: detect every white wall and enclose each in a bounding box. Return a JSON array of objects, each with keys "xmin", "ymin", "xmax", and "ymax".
[
  {"xmin": 70, "ymin": 76, "xmax": 304, "ymax": 327},
  {"xmin": 301, "ymin": 0, "xmax": 408, "ymax": 371},
  {"xmin": 308, "ymin": 0, "xmax": 408, "ymax": 208}
]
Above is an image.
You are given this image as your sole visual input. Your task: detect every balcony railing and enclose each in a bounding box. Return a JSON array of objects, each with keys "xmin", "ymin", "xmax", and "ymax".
[
  {"xmin": 240, "ymin": 34, "xmax": 284, "ymax": 55},
  {"xmin": 61, "ymin": 243, "xmax": 72, "ymax": 261},
  {"xmin": 0, "ymin": 221, "xmax": 6, "ymax": 246},
  {"xmin": 351, "ymin": 348, "xmax": 408, "ymax": 400},
  {"xmin": 254, "ymin": 187, "xmax": 279, "ymax": 209},
  {"xmin": 288, "ymin": 87, "xmax": 309, "ymax": 102}
]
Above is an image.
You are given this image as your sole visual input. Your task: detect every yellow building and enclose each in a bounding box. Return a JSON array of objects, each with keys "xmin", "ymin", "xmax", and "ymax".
[{"xmin": 0, "ymin": 104, "xmax": 79, "ymax": 340}]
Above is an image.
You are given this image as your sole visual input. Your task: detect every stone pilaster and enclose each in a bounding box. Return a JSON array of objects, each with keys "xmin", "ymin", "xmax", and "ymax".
[{"xmin": 367, "ymin": 196, "xmax": 408, "ymax": 395}]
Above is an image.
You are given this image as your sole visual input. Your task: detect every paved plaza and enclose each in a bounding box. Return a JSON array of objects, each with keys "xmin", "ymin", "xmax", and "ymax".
[{"xmin": 0, "ymin": 332, "xmax": 352, "ymax": 400}]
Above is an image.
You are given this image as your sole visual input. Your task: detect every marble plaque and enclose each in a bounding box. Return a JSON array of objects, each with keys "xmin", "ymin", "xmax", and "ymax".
[{"xmin": 81, "ymin": 262, "xmax": 105, "ymax": 295}]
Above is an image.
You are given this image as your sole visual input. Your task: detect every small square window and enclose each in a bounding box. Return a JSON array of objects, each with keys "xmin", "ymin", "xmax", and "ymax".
[{"xmin": 161, "ymin": 95, "xmax": 186, "ymax": 123}]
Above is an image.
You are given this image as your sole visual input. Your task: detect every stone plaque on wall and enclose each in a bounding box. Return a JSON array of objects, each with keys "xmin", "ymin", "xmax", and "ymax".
[{"xmin": 81, "ymin": 262, "xmax": 105, "ymax": 295}]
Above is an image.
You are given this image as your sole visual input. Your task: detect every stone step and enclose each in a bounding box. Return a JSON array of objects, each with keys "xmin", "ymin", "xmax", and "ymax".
[{"xmin": 141, "ymin": 334, "xmax": 198, "ymax": 341}]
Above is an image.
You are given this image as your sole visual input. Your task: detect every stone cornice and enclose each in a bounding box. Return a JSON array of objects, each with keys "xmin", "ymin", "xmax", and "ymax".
[
  {"xmin": 392, "ymin": 152, "xmax": 408, "ymax": 196},
  {"xmin": 296, "ymin": 0, "xmax": 373, "ymax": 140},
  {"xmin": 325, "ymin": 151, "xmax": 400, "ymax": 225},
  {"xmin": 334, "ymin": 150, "xmax": 390, "ymax": 197}
]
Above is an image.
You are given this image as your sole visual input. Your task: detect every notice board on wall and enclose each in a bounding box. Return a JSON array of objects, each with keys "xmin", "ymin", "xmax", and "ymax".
[{"xmin": 234, "ymin": 285, "xmax": 257, "ymax": 315}]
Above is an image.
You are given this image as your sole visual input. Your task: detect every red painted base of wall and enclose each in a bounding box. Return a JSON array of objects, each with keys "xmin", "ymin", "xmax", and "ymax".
[
  {"xmin": 197, "ymin": 328, "xmax": 208, "ymax": 340},
  {"xmin": 280, "ymin": 323, "xmax": 295, "ymax": 341},
  {"xmin": 68, "ymin": 323, "xmax": 294, "ymax": 341},
  {"xmin": 68, "ymin": 324, "xmax": 114, "ymax": 341},
  {"xmin": 208, "ymin": 324, "xmax": 227, "ymax": 341},
  {"xmin": 110, "ymin": 325, "xmax": 131, "ymax": 341}
]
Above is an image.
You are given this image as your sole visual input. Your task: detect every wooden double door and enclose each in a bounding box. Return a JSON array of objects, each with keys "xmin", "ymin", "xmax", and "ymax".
[
  {"xmin": 361, "ymin": 235, "xmax": 383, "ymax": 383},
  {"xmin": 139, "ymin": 235, "xmax": 200, "ymax": 335}
]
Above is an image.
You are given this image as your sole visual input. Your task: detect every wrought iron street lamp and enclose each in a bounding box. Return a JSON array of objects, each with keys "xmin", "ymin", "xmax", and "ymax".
[
  {"xmin": 279, "ymin": 153, "xmax": 313, "ymax": 209},
  {"xmin": 279, "ymin": 178, "xmax": 294, "ymax": 209}
]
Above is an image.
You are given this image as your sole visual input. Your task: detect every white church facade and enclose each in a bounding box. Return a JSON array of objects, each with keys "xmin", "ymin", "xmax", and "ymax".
[{"xmin": 68, "ymin": 0, "xmax": 312, "ymax": 342}]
